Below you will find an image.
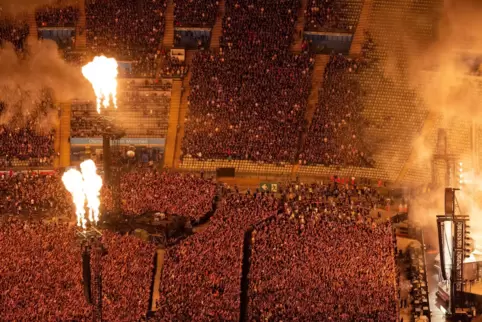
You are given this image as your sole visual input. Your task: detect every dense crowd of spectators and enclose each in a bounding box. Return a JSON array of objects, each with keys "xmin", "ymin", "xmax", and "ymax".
[
  {"xmin": 305, "ymin": 0, "xmax": 348, "ymax": 31},
  {"xmin": 0, "ymin": 169, "xmax": 215, "ymax": 221},
  {"xmin": 86, "ymin": 0, "xmax": 166, "ymax": 75},
  {"xmin": 0, "ymin": 217, "xmax": 156, "ymax": 321},
  {"xmin": 301, "ymin": 54, "xmax": 373, "ymax": 167},
  {"xmin": 248, "ymin": 182, "xmax": 397, "ymax": 321},
  {"xmin": 0, "ymin": 92, "xmax": 57, "ymax": 167},
  {"xmin": 0, "ymin": 166, "xmax": 399, "ymax": 321},
  {"xmin": 100, "ymin": 230, "xmax": 157, "ymax": 322},
  {"xmin": 71, "ymin": 90, "xmax": 172, "ymax": 138},
  {"xmin": 103, "ymin": 170, "xmax": 216, "ymax": 220},
  {"xmin": 0, "ymin": 123, "xmax": 55, "ymax": 167},
  {"xmin": 0, "ymin": 218, "xmax": 92, "ymax": 320},
  {"xmin": 156, "ymin": 181, "xmax": 397, "ymax": 320},
  {"xmin": 0, "ymin": 19, "xmax": 29, "ymax": 50},
  {"xmin": 155, "ymin": 193, "xmax": 279, "ymax": 321},
  {"xmin": 0, "ymin": 171, "xmax": 72, "ymax": 216},
  {"xmin": 182, "ymin": 0, "xmax": 314, "ymax": 163},
  {"xmin": 35, "ymin": 6, "xmax": 79, "ymax": 27},
  {"xmin": 174, "ymin": 0, "xmax": 218, "ymax": 27},
  {"xmin": 159, "ymin": 53, "xmax": 188, "ymax": 78}
]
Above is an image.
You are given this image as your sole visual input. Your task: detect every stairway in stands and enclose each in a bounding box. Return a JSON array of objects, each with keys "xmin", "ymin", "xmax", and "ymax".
[
  {"xmin": 59, "ymin": 103, "xmax": 72, "ymax": 167},
  {"xmin": 297, "ymin": 55, "xmax": 330, "ymax": 155},
  {"xmin": 162, "ymin": 0, "xmax": 175, "ymax": 48},
  {"xmin": 173, "ymin": 50, "xmax": 195, "ymax": 168},
  {"xmin": 349, "ymin": 0, "xmax": 373, "ymax": 55},
  {"xmin": 290, "ymin": 0, "xmax": 307, "ymax": 52},
  {"xmin": 210, "ymin": 0, "xmax": 225, "ymax": 50},
  {"xmin": 163, "ymin": 80, "xmax": 183, "ymax": 168},
  {"xmin": 54, "ymin": 109, "xmax": 61, "ymax": 168},
  {"xmin": 305, "ymin": 55, "xmax": 330, "ymax": 126},
  {"xmin": 76, "ymin": 0, "xmax": 87, "ymax": 50},
  {"xmin": 27, "ymin": 10, "xmax": 38, "ymax": 43}
]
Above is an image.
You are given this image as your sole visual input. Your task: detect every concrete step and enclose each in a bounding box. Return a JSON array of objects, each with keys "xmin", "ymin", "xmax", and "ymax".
[
  {"xmin": 210, "ymin": 0, "xmax": 225, "ymax": 49},
  {"xmin": 162, "ymin": 0, "xmax": 175, "ymax": 47},
  {"xmin": 163, "ymin": 80, "xmax": 183, "ymax": 168},
  {"xmin": 59, "ymin": 103, "xmax": 72, "ymax": 167},
  {"xmin": 290, "ymin": 0, "xmax": 307, "ymax": 52}
]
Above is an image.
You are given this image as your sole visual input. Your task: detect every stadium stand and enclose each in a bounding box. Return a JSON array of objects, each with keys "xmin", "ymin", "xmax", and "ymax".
[
  {"xmin": 85, "ymin": 0, "xmax": 166, "ymax": 71},
  {"xmin": 305, "ymin": 0, "xmax": 364, "ymax": 32},
  {"xmin": 301, "ymin": 54, "xmax": 373, "ymax": 168},
  {"xmin": 0, "ymin": 18, "xmax": 29, "ymax": 50},
  {"xmin": 173, "ymin": 0, "xmax": 219, "ymax": 28},
  {"xmin": 35, "ymin": 5, "xmax": 79, "ymax": 27},
  {"xmin": 181, "ymin": 0, "xmax": 313, "ymax": 164},
  {"xmin": 70, "ymin": 86, "xmax": 171, "ymax": 138}
]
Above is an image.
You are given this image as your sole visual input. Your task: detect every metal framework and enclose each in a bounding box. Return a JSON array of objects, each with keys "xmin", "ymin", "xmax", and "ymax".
[
  {"xmin": 77, "ymin": 227, "xmax": 104, "ymax": 321},
  {"xmin": 436, "ymin": 188, "xmax": 470, "ymax": 314}
]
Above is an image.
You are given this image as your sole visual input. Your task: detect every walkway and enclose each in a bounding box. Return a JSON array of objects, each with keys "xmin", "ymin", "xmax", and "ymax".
[
  {"xmin": 151, "ymin": 248, "xmax": 165, "ymax": 311},
  {"xmin": 349, "ymin": 0, "xmax": 374, "ymax": 55},
  {"xmin": 290, "ymin": 0, "xmax": 307, "ymax": 52},
  {"xmin": 162, "ymin": 0, "xmax": 175, "ymax": 48},
  {"xmin": 173, "ymin": 50, "xmax": 195, "ymax": 168},
  {"xmin": 163, "ymin": 80, "xmax": 183, "ymax": 168},
  {"xmin": 210, "ymin": 0, "xmax": 225, "ymax": 50}
]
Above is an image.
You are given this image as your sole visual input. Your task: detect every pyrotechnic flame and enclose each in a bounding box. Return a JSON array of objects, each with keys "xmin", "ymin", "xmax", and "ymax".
[
  {"xmin": 81, "ymin": 56, "xmax": 118, "ymax": 113},
  {"xmin": 62, "ymin": 169, "xmax": 87, "ymax": 229},
  {"xmin": 80, "ymin": 160, "xmax": 103, "ymax": 225},
  {"xmin": 61, "ymin": 160, "xmax": 103, "ymax": 229}
]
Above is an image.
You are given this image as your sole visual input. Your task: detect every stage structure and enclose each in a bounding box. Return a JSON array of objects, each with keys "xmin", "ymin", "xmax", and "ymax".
[
  {"xmin": 437, "ymin": 188, "xmax": 472, "ymax": 315},
  {"xmin": 77, "ymin": 227, "xmax": 104, "ymax": 322},
  {"xmin": 99, "ymin": 116, "xmax": 125, "ymax": 216},
  {"xmin": 62, "ymin": 160, "xmax": 106, "ymax": 321}
]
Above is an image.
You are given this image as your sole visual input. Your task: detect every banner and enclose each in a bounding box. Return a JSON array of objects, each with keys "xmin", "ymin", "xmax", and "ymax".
[{"xmin": 71, "ymin": 137, "xmax": 165, "ymax": 146}]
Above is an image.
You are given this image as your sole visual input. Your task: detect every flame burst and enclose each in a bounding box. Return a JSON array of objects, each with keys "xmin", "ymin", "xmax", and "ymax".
[
  {"xmin": 80, "ymin": 160, "xmax": 103, "ymax": 225},
  {"xmin": 62, "ymin": 169, "xmax": 86, "ymax": 229},
  {"xmin": 82, "ymin": 56, "xmax": 118, "ymax": 113},
  {"xmin": 62, "ymin": 160, "xmax": 103, "ymax": 229}
]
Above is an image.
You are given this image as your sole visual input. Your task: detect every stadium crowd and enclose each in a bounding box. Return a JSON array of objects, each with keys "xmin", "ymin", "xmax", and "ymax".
[
  {"xmin": 156, "ymin": 181, "xmax": 398, "ymax": 321},
  {"xmin": 174, "ymin": 0, "xmax": 218, "ymax": 27},
  {"xmin": 0, "ymin": 218, "xmax": 92, "ymax": 320},
  {"xmin": 155, "ymin": 193, "xmax": 279, "ymax": 321},
  {"xmin": 100, "ymin": 230, "xmax": 157, "ymax": 322},
  {"xmin": 305, "ymin": 0, "xmax": 350, "ymax": 31},
  {"xmin": 35, "ymin": 6, "xmax": 79, "ymax": 27},
  {"xmin": 248, "ymin": 182, "xmax": 397, "ymax": 320},
  {"xmin": 0, "ymin": 171, "xmax": 71, "ymax": 216},
  {"xmin": 301, "ymin": 54, "xmax": 373, "ymax": 167},
  {"xmin": 0, "ymin": 19, "xmax": 29, "ymax": 50},
  {"xmin": 182, "ymin": 0, "xmax": 314, "ymax": 163},
  {"xmin": 159, "ymin": 53, "xmax": 189, "ymax": 78},
  {"xmin": 0, "ymin": 217, "xmax": 156, "ymax": 321},
  {"xmin": 0, "ymin": 124, "xmax": 55, "ymax": 168},
  {"xmin": 86, "ymin": 0, "xmax": 166, "ymax": 75},
  {"xmin": 106, "ymin": 171, "xmax": 216, "ymax": 220}
]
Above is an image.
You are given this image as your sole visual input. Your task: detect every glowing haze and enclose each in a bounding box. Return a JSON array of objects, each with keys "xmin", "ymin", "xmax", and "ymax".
[
  {"xmin": 62, "ymin": 160, "xmax": 103, "ymax": 229},
  {"xmin": 81, "ymin": 56, "xmax": 118, "ymax": 113}
]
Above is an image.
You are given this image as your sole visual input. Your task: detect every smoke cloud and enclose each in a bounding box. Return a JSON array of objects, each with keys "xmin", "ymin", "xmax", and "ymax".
[
  {"xmin": 377, "ymin": 0, "xmax": 482, "ymax": 249},
  {"xmin": 0, "ymin": 39, "xmax": 93, "ymax": 128}
]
